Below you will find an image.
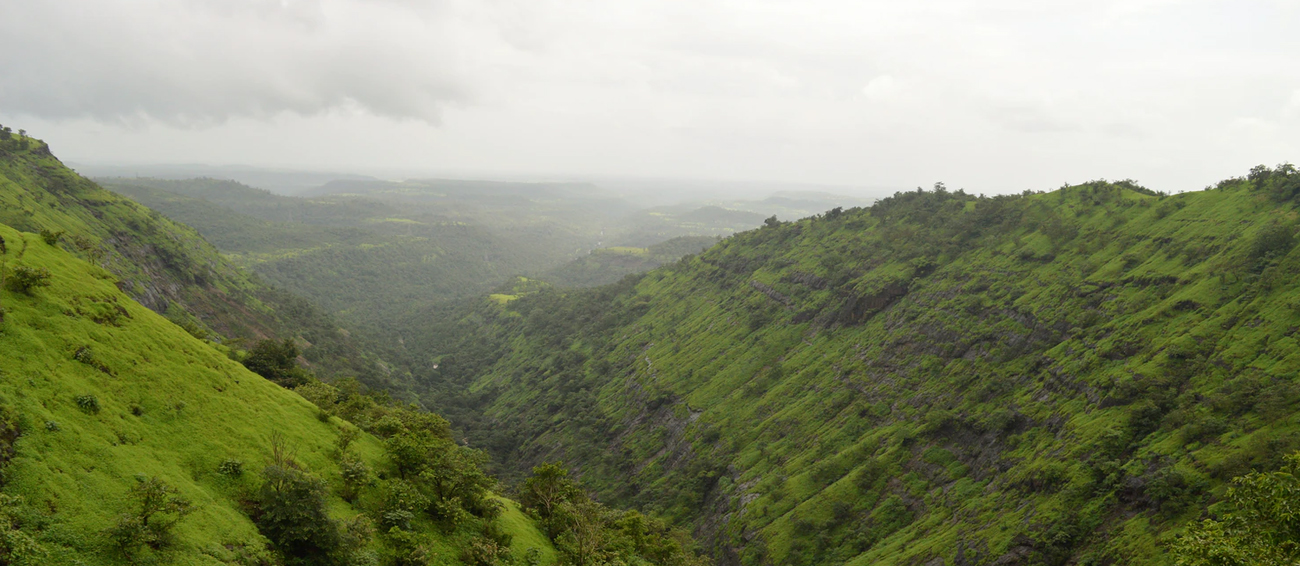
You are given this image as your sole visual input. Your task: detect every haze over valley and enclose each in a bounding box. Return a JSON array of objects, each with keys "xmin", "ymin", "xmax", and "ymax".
[{"xmin": 1, "ymin": 1, "xmax": 1298, "ymax": 565}]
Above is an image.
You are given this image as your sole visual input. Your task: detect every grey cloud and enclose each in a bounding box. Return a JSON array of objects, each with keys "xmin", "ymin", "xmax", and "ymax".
[
  {"xmin": 1, "ymin": 0, "xmax": 1297, "ymax": 194},
  {"xmin": 0, "ymin": 0, "xmax": 472, "ymax": 123}
]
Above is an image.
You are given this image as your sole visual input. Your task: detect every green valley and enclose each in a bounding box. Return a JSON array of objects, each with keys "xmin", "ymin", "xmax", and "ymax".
[{"xmin": 0, "ymin": 131, "xmax": 710, "ymax": 566}]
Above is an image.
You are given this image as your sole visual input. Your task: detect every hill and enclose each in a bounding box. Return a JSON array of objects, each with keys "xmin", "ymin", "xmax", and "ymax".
[
  {"xmin": 539, "ymin": 237, "xmax": 721, "ymax": 289},
  {"xmin": 0, "ymin": 138, "xmax": 390, "ymax": 388},
  {"xmin": 0, "ymin": 131, "xmax": 710, "ymax": 566},
  {"xmin": 412, "ymin": 168, "xmax": 1300, "ymax": 565},
  {"xmin": 0, "ymin": 221, "xmax": 559, "ymax": 565}
]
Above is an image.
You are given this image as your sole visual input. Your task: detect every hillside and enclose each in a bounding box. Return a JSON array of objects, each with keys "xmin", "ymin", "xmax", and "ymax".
[
  {"xmin": 0, "ymin": 222, "xmax": 559, "ymax": 565},
  {"xmin": 414, "ymin": 168, "xmax": 1300, "ymax": 565},
  {"xmin": 0, "ymin": 130, "xmax": 712, "ymax": 566},
  {"xmin": 0, "ymin": 138, "xmax": 389, "ymax": 388},
  {"xmin": 539, "ymin": 237, "xmax": 721, "ymax": 289}
]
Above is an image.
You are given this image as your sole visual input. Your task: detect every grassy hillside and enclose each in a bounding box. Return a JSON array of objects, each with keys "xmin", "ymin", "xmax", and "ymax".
[
  {"xmin": 0, "ymin": 137, "xmax": 390, "ymax": 388},
  {"xmin": 0, "ymin": 222, "xmax": 561, "ymax": 565},
  {"xmin": 416, "ymin": 168, "xmax": 1300, "ymax": 565}
]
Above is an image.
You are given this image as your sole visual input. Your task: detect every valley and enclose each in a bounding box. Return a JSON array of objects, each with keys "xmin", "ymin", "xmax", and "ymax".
[{"xmin": 3, "ymin": 129, "xmax": 1298, "ymax": 566}]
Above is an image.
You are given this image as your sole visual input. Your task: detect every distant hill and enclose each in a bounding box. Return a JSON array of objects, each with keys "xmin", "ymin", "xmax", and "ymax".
[
  {"xmin": 540, "ymin": 236, "xmax": 720, "ymax": 288},
  {"xmin": 70, "ymin": 163, "xmax": 380, "ymax": 195}
]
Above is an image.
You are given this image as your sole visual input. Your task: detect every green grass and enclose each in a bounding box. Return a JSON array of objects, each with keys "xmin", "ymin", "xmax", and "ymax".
[
  {"xmin": 0, "ymin": 222, "xmax": 555, "ymax": 564},
  {"xmin": 493, "ymin": 498, "xmax": 558, "ymax": 565}
]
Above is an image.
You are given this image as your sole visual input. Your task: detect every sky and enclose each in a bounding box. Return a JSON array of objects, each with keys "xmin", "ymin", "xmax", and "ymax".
[{"xmin": 1, "ymin": 0, "xmax": 1298, "ymax": 194}]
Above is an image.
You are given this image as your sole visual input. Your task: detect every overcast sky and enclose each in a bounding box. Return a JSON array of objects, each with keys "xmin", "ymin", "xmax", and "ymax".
[{"xmin": 1, "ymin": 0, "xmax": 1297, "ymax": 194}]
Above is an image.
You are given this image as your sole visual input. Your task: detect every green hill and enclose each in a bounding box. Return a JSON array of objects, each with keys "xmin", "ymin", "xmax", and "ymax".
[
  {"xmin": 0, "ymin": 130, "xmax": 711, "ymax": 566},
  {"xmin": 0, "ymin": 222, "xmax": 559, "ymax": 565},
  {"xmin": 0, "ymin": 140, "xmax": 390, "ymax": 389},
  {"xmin": 413, "ymin": 169, "xmax": 1300, "ymax": 565}
]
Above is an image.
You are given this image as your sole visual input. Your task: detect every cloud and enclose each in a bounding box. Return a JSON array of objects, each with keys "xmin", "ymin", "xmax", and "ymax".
[
  {"xmin": 0, "ymin": 0, "xmax": 480, "ymax": 124},
  {"xmin": 861, "ymin": 75, "xmax": 899, "ymax": 101},
  {"xmin": 1285, "ymin": 89, "xmax": 1300, "ymax": 119},
  {"xmin": 1, "ymin": 0, "xmax": 1297, "ymax": 194}
]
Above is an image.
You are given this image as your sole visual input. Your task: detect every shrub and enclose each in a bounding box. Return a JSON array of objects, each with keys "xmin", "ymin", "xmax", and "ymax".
[
  {"xmin": 338, "ymin": 457, "xmax": 370, "ymax": 502},
  {"xmin": 43, "ymin": 421, "xmax": 58, "ymax": 432},
  {"xmin": 217, "ymin": 459, "xmax": 244, "ymax": 478},
  {"xmin": 380, "ymin": 480, "xmax": 429, "ymax": 531},
  {"xmin": 108, "ymin": 476, "xmax": 193, "ymax": 555},
  {"xmin": 74, "ymin": 395, "xmax": 100, "ymax": 414},
  {"xmin": 0, "ymin": 494, "xmax": 47, "ymax": 564},
  {"xmin": 72, "ymin": 346, "xmax": 111, "ymax": 374},
  {"xmin": 3, "ymin": 266, "xmax": 51, "ymax": 295},
  {"xmin": 461, "ymin": 537, "xmax": 511, "ymax": 566},
  {"xmin": 243, "ymin": 339, "xmax": 311, "ymax": 388},
  {"xmin": 1172, "ymin": 451, "xmax": 1300, "ymax": 564},
  {"xmin": 38, "ymin": 229, "xmax": 63, "ymax": 246},
  {"xmin": 1251, "ymin": 223, "xmax": 1296, "ymax": 260},
  {"xmin": 256, "ymin": 462, "xmax": 341, "ymax": 564}
]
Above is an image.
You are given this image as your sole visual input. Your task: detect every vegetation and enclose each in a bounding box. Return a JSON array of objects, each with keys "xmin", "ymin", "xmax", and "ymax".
[
  {"xmin": 1171, "ymin": 451, "xmax": 1300, "ymax": 565},
  {"xmin": 539, "ymin": 236, "xmax": 720, "ymax": 288},
  {"xmin": 0, "ymin": 136, "xmax": 391, "ymax": 388},
  {"xmin": 519, "ymin": 463, "xmax": 707, "ymax": 566},
  {"xmin": 0, "ymin": 219, "xmax": 568, "ymax": 565},
  {"xmin": 407, "ymin": 168, "xmax": 1300, "ymax": 564}
]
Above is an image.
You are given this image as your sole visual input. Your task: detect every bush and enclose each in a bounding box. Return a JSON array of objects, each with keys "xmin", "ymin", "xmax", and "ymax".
[
  {"xmin": 108, "ymin": 476, "xmax": 193, "ymax": 555},
  {"xmin": 72, "ymin": 346, "xmax": 111, "ymax": 374},
  {"xmin": 74, "ymin": 395, "xmax": 100, "ymax": 414},
  {"xmin": 0, "ymin": 494, "xmax": 47, "ymax": 564},
  {"xmin": 1172, "ymin": 451, "xmax": 1300, "ymax": 564},
  {"xmin": 217, "ymin": 459, "xmax": 244, "ymax": 478},
  {"xmin": 3, "ymin": 266, "xmax": 51, "ymax": 295},
  {"xmin": 461, "ymin": 537, "xmax": 511, "ymax": 566},
  {"xmin": 1251, "ymin": 223, "xmax": 1296, "ymax": 260},
  {"xmin": 338, "ymin": 457, "xmax": 370, "ymax": 502},
  {"xmin": 257, "ymin": 462, "xmax": 341, "ymax": 564},
  {"xmin": 243, "ymin": 339, "xmax": 311, "ymax": 388},
  {"xmin": 38, "ymin": 229, "xmax": 63, "ymax": 246}
]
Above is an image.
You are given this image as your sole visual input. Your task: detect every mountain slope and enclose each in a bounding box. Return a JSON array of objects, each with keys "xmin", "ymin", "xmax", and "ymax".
[
  {"xmin": 0, "ymin": 136, "xmax": 391, "ymax": 388},
  {"xmin": 420, "ymin": 169, "xmax": 1300, "ymax": 565},
  {"xmin": 0, "ymin": 222, "xmax": 559, "ymax": 565}
]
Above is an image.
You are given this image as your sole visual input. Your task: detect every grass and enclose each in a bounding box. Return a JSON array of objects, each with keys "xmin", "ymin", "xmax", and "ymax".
[{"xmin": 0, "ymin": 222, "xmax": 555, "ymax": 564}]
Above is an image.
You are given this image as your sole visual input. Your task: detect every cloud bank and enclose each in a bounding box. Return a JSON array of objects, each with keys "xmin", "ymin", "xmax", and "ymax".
[{"xmin": 1, "ymin": 0, "xmax": 1297, "ymax": 191}]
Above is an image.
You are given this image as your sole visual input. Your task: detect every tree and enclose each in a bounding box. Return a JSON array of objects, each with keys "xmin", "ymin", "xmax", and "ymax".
[
  {"xmin": 1171, "ymin": 452, "xmax": 1300, "ymax": 565},
  {"xmin": 256, "ymin": 446, "xmax": 342, "ymax": 565},
  {"xmin": 520, "ymin": 462, "xmax": 582, "ymax": 520},
  {"xmin": 243, "ymin": 339, "xmax": 310, "ymax": 387}
]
